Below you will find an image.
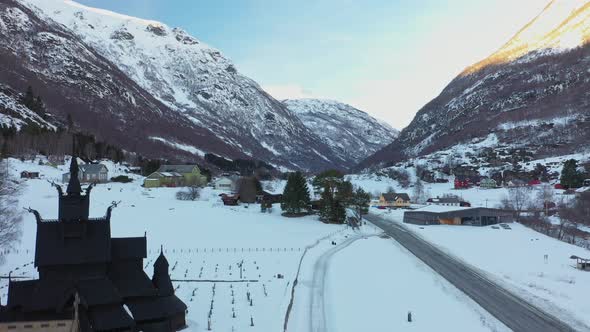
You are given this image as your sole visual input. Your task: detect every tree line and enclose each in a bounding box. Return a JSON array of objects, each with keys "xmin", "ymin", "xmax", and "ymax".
[{"xmin": 281, "ymin": 169, "xmax": 370, "ymax": 224}]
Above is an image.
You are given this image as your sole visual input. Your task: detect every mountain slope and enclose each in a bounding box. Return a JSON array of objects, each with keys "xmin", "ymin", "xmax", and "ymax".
[
  {"xmin": 283, "ymin": 99, "xmax": 398, "ymax": 164},
  {"xmin": 0, "ymin": 0, "xmax": 242, "ymax": 163},
  {"xmin": 12, "ymin": 0, "xmax": 347, "ymax": 171},
  {"xmin": 359, "ymin": 0, "xmax": 590, "ymax": 170}
]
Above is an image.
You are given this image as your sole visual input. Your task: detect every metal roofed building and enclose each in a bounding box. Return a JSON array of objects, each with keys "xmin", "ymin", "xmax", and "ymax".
[{"xmin": 403, "ymin": 205, "xmax": 513, "ymax": 226}]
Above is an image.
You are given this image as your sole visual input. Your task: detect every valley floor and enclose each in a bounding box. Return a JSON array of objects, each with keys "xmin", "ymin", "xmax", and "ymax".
[{"xmin": 2, "ymin": 158, "xmax": 589, "ymax": 331}]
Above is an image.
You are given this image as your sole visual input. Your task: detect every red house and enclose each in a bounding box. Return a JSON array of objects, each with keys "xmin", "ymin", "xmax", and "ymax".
[
  {"xmin": 454, "ymin": 177, "xmax": 470, "ymax": 189},
  {"xmin": 528, "ymin": 179, "xmax": 542, "ymax": 186},
  {"xmin": 554, "ymin": 183, "xmax": 564, "ymax": 190}
]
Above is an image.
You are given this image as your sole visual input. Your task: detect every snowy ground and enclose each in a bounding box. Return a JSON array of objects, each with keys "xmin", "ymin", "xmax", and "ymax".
[
  {"xmin": 2, "ymin": 158, "xmax": 350, "ymax": 332},
  {"xmin": 325, "ymin": 236, "xmax": 508, "ymax": 332},
  {"xmin": 372, "ymin": 208, "xmax": 590, "ymax": 331},
  {"xmin": 2, "ymin": 157, "xmax": 526, "ymax": 332}
]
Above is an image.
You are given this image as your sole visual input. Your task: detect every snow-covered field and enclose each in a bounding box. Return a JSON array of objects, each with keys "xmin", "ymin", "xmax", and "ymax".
[
  {"xmin": 372, "ymin": 209, "xmax": 590, "ymax": 331},
  {"xmin": 4, "ymin": 157, "xmax": 590, "ymax": 331},
  {"xmin": 325, "ymin": 236, "xmax": 508, "ymax": 332},
  {"xmin": 1, "ymin": 158, "xmax": 349, "ymax": 332}
]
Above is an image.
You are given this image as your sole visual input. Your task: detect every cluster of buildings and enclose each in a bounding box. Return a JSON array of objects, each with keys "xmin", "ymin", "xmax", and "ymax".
[
  {"xmin": 143, "ymin": 165, "xmax": 207, "ymax": 188},
  {"xmin": 0, "ymin": 158, "xmax": 187, "ymax": 332}
]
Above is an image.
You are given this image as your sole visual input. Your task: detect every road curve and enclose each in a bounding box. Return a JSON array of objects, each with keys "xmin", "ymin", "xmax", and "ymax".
[
  {"xmin": 309, "ymin": 234, "xmax": 371, "ymax": 332},
  {"xmin": 364, "ymin": 213, "xmax": 578, "ymax": 332}
]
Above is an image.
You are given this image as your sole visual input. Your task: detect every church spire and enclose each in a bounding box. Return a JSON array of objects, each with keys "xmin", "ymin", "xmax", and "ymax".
[{"xmin": 66, "ymin": 156, "xmax": 82, "ymax": 195}]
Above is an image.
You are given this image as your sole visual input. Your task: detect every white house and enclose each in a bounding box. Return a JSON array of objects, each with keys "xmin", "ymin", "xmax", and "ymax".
[
  {"xmin": 214, "ymin": 177, "xmax": 234, "ymax": 191},
  {"xmin": 62, "ymin": 163, "xmax": 109, "ymax": 183},
  {"xmin": 426, "ymin": 196, "xmax": 461, "ymax": 207}
]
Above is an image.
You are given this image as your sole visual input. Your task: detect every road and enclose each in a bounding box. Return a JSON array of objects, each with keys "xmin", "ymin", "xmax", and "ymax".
[
  {"xmin": 364, "ymin": 213, "xmax": 577, "ymax": 332},
  {"xmin": 308, "ymin": 233, "xmax": 371, "ymax": 332}
]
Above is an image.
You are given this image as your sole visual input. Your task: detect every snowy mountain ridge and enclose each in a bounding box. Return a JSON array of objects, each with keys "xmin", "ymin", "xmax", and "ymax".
[
  {"xmin": 283, "ymin": 99, "xmax": 398, "ymax": 164},
  {"xmin": 0, "ymin": 0, "xmax": 378, "ymax": 171},
  {"xmin": 359, "ymin": 0, "xmax": 590, "ymax": 170}
]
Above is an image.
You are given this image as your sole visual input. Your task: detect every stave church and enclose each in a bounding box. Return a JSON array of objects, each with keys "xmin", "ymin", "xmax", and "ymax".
[{"xmin": 0, "ymin": 157, "xmax": 187, "ymax": 331}]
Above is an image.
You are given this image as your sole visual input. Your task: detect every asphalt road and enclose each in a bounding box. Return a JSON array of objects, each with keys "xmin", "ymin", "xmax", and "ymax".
[{"xmin": 364, "ymin": 213, "xmax": 578, "ymax": 332}]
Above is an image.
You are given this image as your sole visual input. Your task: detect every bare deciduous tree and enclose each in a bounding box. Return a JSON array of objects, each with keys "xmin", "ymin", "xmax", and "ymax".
[
  {"xmin": 0, "ymin": 158, "xmax": 22, "ymax": 254},
  {"xmin": 412, "ymin": 179, "xmax": 427, "ymax": 204},
  {"xmin": 502, "ymin": 186, "xmax": 532, "ymax": 221}
]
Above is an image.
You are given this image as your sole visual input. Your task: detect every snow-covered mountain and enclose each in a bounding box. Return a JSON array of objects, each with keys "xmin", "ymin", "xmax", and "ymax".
[
  {"xmin": 0, "ymin": 84, "xmax": 56, "ymax": 130},
  {"xmin": 283, "ymin": 99, "xmax": 398, "ymax": 164},
  {"xmin": 359, "ymin": 0, "xmax": 590, "ymax": 170},
  {"xmin": 0, "ymin": 0, "xmax": 349, "ymax": 171}
]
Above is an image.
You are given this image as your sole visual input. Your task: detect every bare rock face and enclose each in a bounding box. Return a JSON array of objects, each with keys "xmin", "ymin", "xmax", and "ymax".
[
  {"xmin": 283, "ymin": 99, "xmax": 398, "ymax": 164},
  {"xmin": 146, "ymin": 24, "xmax": 167, "ymax": 36},
  {"xmin": 111, "ymin": 29, "xmax": 134, "ymax": 40},
  {"xmin": 359, "ymin": 1, "xmax": 590, "ymax": 170}
]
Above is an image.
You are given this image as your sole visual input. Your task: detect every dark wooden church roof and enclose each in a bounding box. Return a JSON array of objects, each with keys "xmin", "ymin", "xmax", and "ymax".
[
  {"xmin": 111, "ymin": 237, "xmax": 146, "ymax": 260},
  {"xmin": 35, "ymin": 219, "xmax": 112, "ymax": 267},
  {"xmin": 3, "ymin": 156, "xmax": 187, "ymax": 331}
]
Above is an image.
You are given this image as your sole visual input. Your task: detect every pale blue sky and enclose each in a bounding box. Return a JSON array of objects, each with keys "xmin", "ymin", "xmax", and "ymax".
[{"xmin": 77, "ymin": 0, "xmax": 548, "ymax": 129}]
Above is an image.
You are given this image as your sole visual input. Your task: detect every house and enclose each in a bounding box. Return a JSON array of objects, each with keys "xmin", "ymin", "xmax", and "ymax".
[
  {"xmin": 528, "ymin": 179, "xmax": 542, "ymax": 186},
  {"xmin": 143, "ymin": 164, "xmax": 207, "ymax": 188},
  {"xmin": 259, "ymin": 191, "xmax": 283, "ymax": 204},
  {"xmin": 220, "ymin": 193, "xmax": 239, "ymax": 206},
  {"xmin": 507, "ymin": 179, "xmax": 527, "ymax": 187},
  {"xmin": 379, "ymin": 193, "xmax": 411, "ymax": 208},
  {"xmin": 20, "ymin": 171, "xmax": 39, "ymax": 179},
  {"xmin": 554, "ymin": 183, "xmax": 565, "ymax": 190},
  {"xmin": 454, "ymin": 176, "xmax": 471, "ymax": 189},
  {"xmin": 0, "ymin": 157, "xmax": 187, "ymax": 331},
  {"xmin": 62, "ymin": 163, "xmax": 108, "ymax": 183},
  {"xmin": 426, "ymin": 196, "xmax": 461, "ymax": 206},
  {"xmin": 403, "ymin": 206, "xmax": 513, "ymax": 226},
  {"xmin": 214, "ymin": 176, "xmax": 235, "ymax": 191},
  {"xmin": 479, "ymin": 178, "xmax": 497, "ymax": 189}
]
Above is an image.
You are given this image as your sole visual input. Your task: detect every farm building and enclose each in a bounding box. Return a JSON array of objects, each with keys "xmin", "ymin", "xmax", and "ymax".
[
  {"xmin": 20, "ymin": 171, "xmax": 39, "ymax": 179},
  {"xmin": 143, "ymin": 164, "xmax": 207, "ymax": 188},
  {"xmin": 1, "ymin": 157, "xmax": 187, "ymax": 331},
  {"xmin": 426, "ymin": 196, "xmax": 460, "ymax": 206},
  {"xmin": 403, "ymin": 206, "xmax": 512, "ymax": 226},
  {"xmin": 379, "ymin": 193, "xmax": 411, "ymax": 208},
  {"xmin": 62, "ymin": 163, "xmax": 108, "ymax": 183}
]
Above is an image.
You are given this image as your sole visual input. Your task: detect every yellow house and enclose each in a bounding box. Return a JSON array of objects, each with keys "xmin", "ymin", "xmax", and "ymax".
[
  {"xmin": 379, "ymin": 193, "xmax": 411, "ymax": 208},
  {"xmin": 143, "ymin": 165, "xmax": 207, "ymax": 188}
]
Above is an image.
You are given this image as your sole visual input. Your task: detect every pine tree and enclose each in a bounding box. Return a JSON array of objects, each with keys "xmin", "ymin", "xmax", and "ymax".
[
  {"xmin": 22, "ymin": 86, "xmax": 35, "ymax": 109},
  {"xmin": 281, "ymin": 172, "xmax": 310, "ymax": 215},
  {"xmin": 350, "ymin": 187, "xmax": 370, "ymax": 221},
  {"xmin": 561, "ymin": 159, "xmax": 582, "ymax": 188},
  {"xmin": 318, "ymin": 183, "xmax": 333, "ymax": 222},
  {"xmin": 66, "ymin": 113, "xmax": 74, "ymax": 132}
]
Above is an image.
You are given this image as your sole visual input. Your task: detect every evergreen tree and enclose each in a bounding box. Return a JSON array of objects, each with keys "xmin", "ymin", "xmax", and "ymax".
[
  {"xmin": 66, "ymin": 113, "xmax": 74, "ymax": 132},
  {"xmin": 33, "ymin": 96, "xmax": 46, "ymax": 118},
  {"xmin": 318, "ymin": 183, "xmax": 333, "ymax": 222},
  {"xmin": 561, "ymin": 159, "xmax": 582, "ymax": 188},
  {"xmin": 349, "ymin": 187, "xmax": 370, "ymax": 221},
  {"xmin": 22, "ymin": 86, "xmax": 35, "ymax": 109},
  {"xmin": 281, "ymin": 172, "xmax": 310, "ymax": 215}
]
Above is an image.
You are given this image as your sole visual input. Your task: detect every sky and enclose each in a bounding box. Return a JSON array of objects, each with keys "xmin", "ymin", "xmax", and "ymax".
[{"xmin": 76, "ymin": 0, "xmax": 549, "ymax": 129}]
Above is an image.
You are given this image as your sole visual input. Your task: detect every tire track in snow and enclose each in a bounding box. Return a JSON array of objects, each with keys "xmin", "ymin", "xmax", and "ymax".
[{"xmin": 309, "ymin": 233, "xmax": 378, "ymax": 332}]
